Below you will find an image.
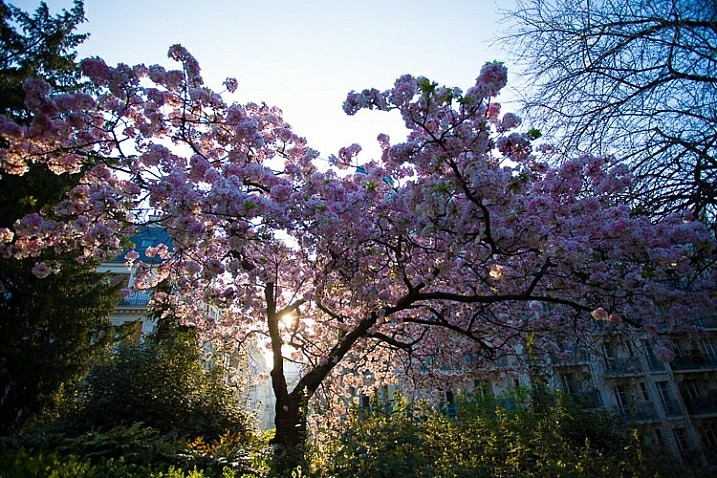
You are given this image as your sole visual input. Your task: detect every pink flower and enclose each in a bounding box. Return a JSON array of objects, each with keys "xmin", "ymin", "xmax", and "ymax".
[
  {"xmin": 80, "ymin": 57, "xmax": 112, "ymax": 83},
  {"xmin": 501, "ymin": 113, "xmax": 521, "ymax": 130},
  {"xmin": 31, "ymin": 262, "xmax": 51, "ymax": 279},
  {"xmin": 591, "ymin": 308, "xmax": 609, "ymax": 321},
  {"xmin": 0, "ymin": 228, "xmax": 14, "ymax": 243},
  {"xmin": 477, "ymin": 61, "xmax": 508, "ymax": 97},
  {"xmin": 223, "ymin": 77, "xmax": 238, "ymax": 93}
]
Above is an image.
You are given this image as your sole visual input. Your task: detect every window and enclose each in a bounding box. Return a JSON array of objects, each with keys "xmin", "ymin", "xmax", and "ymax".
[
  {"xmin": 615, "ymin": 384, "xmax": 629, "ymax": 413},
  {"xmin": 638, "ymin": 381, "xmax": 649, "ymax": 401},
  {"xmin": 474, "ymin": 379, "xmax": 493, "ymax": 399},
  {"xmin": 700, "ymin": 422, "xmax": 717, "ymax": 449},
  {"xmin": 444, "ymin": 390, "xmax": 456, "ymax": 419},
  {"xmin": 700, "ymin": 339, "xmax": 717, "ymax": 360},
  {"xmin": 680, "ymin": 379, "xmax": 701, "ymax": 400},
  {"xmin": 642, "ymin": 340, "xmax": 663, "ymax": 370},
  {"xmin": 603, "ymin": 341, "xmax": 615, "ymax": 359},
  {"xmin": 673, "ymin": 427, "xmax": 689, "ymax": 455},
  {"xmin": 111, "ymin": 272, "xmax": 131, "ymax": 288},
  {"xmin": 656, "ymin": 381, "xmax": 679, "ymax": 416}
]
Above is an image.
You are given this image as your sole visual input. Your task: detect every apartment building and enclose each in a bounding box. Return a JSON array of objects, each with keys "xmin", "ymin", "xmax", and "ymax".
[{"xmin": 505, "ymin": 321, "xmax": 716, "ymax": 467}]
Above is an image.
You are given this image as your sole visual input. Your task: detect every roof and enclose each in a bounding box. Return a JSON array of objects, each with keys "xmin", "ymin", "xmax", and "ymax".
[{"xmin": 112, "ymin": 225, "xmax": 173, "ymax": 264}]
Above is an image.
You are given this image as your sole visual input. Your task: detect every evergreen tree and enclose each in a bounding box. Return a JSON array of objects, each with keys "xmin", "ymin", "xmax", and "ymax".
[{"xmin": 0, "ymin": 1, "xmax": 120, "ymax": 434}]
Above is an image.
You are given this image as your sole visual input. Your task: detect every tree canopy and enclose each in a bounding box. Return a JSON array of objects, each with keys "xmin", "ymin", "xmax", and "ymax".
[{"xmin": 0, "ymin": 42, "xmax": 714, "ymax": 468}]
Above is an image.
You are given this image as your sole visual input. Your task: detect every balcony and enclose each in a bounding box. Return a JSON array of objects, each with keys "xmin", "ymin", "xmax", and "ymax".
[
  {"xmin": 670, "ymin": 354, "xmax": 717, "ymax": 372},
  {"xmin": 569, "ymin": 390, "xmax": 603, "ymax": 409},
  {"xmin": 617, "ymin": 401, "xmax": 658, "ymax": 422},
  {"xmin": 697, "ymin": 316, "xmax": 717, "ymax": 329},
  {"xmin": 661, "ymin": 399, "xmax": 683, "ymax": 417},
  {"xmin": 683, "ymin": 396, "xmax": 717, "ymax": 416},
  {"xmin": 604, "ymin": 357, "xmax": 643, "ymax": 377},
  {"xmin": 118, "ymin": 290, "xmax": 152, "ymax": 307},
  {"xmin": 551, "ymin": 351, "xmax": 591, "ymax": 367}
]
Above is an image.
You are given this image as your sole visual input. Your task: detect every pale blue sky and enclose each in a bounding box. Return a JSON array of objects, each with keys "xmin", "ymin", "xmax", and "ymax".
[{"xmin": 16, "ymin": 0, "xmax": 518, "ymax": 161}]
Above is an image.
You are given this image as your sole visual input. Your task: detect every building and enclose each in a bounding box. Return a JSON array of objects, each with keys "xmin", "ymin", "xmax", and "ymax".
[{"xmin": 419, "ymin": 321, "xmax": 717, "ymax": 468}]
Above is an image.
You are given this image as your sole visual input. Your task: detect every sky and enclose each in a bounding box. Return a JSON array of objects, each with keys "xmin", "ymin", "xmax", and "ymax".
[{"xmin": 15, "ymin": 0, "xmax": 519, "ymax": 163}]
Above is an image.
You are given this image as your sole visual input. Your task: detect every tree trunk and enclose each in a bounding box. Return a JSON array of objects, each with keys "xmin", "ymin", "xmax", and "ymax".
[{"xmin": 270, "ymin": 389, "xmax": 309, "ymax": 473}]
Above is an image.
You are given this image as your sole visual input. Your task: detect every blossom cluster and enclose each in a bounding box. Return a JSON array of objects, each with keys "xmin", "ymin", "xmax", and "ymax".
[{"xmin": 0, "ymin": 44, "xmax": 714, "ymax": 418}]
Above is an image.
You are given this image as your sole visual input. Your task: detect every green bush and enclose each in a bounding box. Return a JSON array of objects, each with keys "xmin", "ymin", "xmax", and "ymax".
[
  {"xmin": 12, "ymin": 320, "xmax": 264, "ymax": 476},
  {"xmin": 327, "ymin": 398, "xmax": 435, "ymax": 478},
  {"xmin": 0, "ymin": 428, "xmax": 270, "ymax": 477},
  {"xmin": 0, "ymin": 444, "xmax": 250, "ymax": 477},
  {"xmin": 59, "ymin": 325, "xmax": 250, "ymax": 442},
  {"xmin": 319, "ymin": 389, "xmax": 690, "ymax": 478}
]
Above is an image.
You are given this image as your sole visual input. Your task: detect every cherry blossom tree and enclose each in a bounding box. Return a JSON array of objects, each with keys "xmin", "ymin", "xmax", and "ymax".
[{"xmin": 0, "ymin": 45, "xmax": 714, "ymax": 468}]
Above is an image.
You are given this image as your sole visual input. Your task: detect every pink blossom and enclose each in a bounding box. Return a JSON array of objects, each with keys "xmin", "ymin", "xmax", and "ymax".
[
  {"xmin": 501, "ymin": 112, "xmax": 521, "ymax": 130},
  {"xmin": 0, "ymin": 116, "xmax": 24, "ymax": 138},
  {"xmin": 223, "ymin": 77, "xmax": 238, "ymax": 93},
  {"xmin": 31, "ymin": 262, "xmax": 51, "ymax": 278},
  {"xmin": 591, "ymin": 308, "xmax": 609, "ymax": 321},
  {"xmin": 0, "ymin": 228, "xmax": 14, "ymax": 242},
  {"xmin": 125, "ymin": 250, "xmax": 140, "ymax": 261},
  {"xmin": 476, "ymin": 61, "xmax": 508, "ymax": 96},
  {"xmin": 80, "ymin": 57, "xmax": 113, "ymax": 83}
]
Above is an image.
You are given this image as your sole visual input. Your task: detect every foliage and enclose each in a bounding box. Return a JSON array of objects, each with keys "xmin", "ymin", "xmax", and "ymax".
[
  {"xmin": 319, "ymin": 391, "xmax": 693, "ymax": 478},
  {"xmin": 0, "ymin": 253, "xmax": 120, "ymax": 434},
  {"xmin": 0, "ymin": 423, "xmax": 267, "ymax": 477},
  {"xmin": 0, "ymin": 0, "xmax": 89, "ymax": 125},
  {"xmin": 0, "ymin": 0, "xmax": 121, "ymax": 434},
  {"xmin": 60, "ymin": 325, "xmax": 252, "ymax": 442},
  {"xmin": 500, "ymin": 0, "xmax": 717, "ymax": 219},
  {"xmin": 0, "ymin": 443, "xmax": 249, "ymax": 477},
  {"xmin": 1, "ymin": 22, "xmax": 715, "ymax": 472}
]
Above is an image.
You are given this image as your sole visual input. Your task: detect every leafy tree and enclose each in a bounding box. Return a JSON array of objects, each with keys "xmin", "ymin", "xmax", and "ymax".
[
  {"xmin": 499, "ymin": 0, "xmax": 717, "ymax": 220},
  {"xmin": 63, "ymin": 320, "xmax": 252, "ymax": 442},
  {"xmin": 0, "ymin": 43, "xmax": 714, "ymax": 474},
  {"xmin": 0, "ymin": 1, "xmax": 119, "ymax": 434}
]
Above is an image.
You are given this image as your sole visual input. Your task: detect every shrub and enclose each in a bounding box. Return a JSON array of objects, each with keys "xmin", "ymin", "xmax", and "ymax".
[
  {"xmin": 60, "ymin": 325, "xmax": 251, "ymax": 442},
  {"xmin": 319, "ymin": 389, "xmax": 693, "ymax": 478}
]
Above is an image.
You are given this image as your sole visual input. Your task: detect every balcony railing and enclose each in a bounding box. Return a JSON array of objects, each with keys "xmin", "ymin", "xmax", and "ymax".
[
  {"xmin": 661, "ymin": 399, "xmax": 683, "ymax": 417},
  {"xmin": 670, "ymin": 354, "xmax": 717, "ymax": 371},
  {"xmin": 604, "ymin": 357, "xmax": 643, "ymax": 377},
  {"xmin": 697, "ymin": 316, "xmax": 717, "ymax": 329},
  {"xmin": 569, "ymin": 390, "xmax": 603, "ymax": 409},
  {"xmin": 118, "ymin": 290, "xmax": 152, "ymax": 306},
  {"xmin": 617, "ymin": 401, "xmax": 658, "ymax": 422},
  {"xmin": 684, "ymin": 396, "xmax": 717, "ymax": 416},
  {"xmin": 551, "ymin": 351, "xmax": 591, "ymax": 367}
]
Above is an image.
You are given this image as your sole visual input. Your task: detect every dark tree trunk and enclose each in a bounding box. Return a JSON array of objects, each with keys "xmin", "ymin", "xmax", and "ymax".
[{"xmin": 270, "ymin": 390, "xmax": 309, "ymax": 473}]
